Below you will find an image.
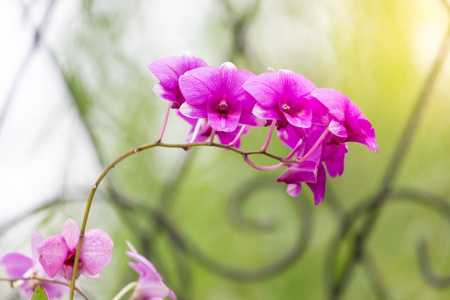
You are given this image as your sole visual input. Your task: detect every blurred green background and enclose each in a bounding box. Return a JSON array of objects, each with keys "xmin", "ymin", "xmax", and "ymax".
[{"xmin": 1, "ymin": 0, "xmax": 450, "ymax": 299}]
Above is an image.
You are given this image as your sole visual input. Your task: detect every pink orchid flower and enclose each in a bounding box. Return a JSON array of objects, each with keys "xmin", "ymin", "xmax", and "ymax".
[
  {"xmin": 148, "ymin": 52, "xmax": 208, "ymax": 109},
  {"xmin": 179, "ymin": 62, "xmax": 265, "ymax": 132},
  {"xmin": 114, "ymin": 241, "xmax": 176, "ymax": 300},
  {"xmin": 0, "ymin": 231, "xmax": 68, "ymax": 298},
  {"xmin": 312, "ymin": 88, "xmax": 378, "ymax": 152},
  {"xmin": 37, "ymin": 218, "xmax": 113, "ymax": 281}
]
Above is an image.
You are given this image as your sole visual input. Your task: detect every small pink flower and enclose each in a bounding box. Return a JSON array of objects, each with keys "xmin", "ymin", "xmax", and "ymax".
[
  {"xmin": 148, "ymin": 52, "xmax": 208, "ymax": 109},
  {"xmin": 125, "ymin": 241, "xmax": 176, "ymax": 300},
  {"xmin": 37, "ymin": 219, "xmax": 113, "ymax": 281},
  {"xmin": 312, "ymin": 88, "xmax": 378, "ymax": 152},
  {"xmin": 0, "ymin": 231, "xmax": 68, "ymax": 298},
  {"xmin": 243, "ymin": 69, "xmax": 320, "ymax": 129}
]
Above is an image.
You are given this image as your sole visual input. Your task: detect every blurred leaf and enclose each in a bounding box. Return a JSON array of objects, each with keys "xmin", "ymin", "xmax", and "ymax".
[{"xmin": 31, "ymin": 286, "xmax": 49, "ymax": 300}]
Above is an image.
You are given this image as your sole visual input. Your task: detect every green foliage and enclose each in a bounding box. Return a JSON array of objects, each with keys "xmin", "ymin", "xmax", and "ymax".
[{"xmin": 31, "ymin": 286, "xmax": 49, "ymax": 300}]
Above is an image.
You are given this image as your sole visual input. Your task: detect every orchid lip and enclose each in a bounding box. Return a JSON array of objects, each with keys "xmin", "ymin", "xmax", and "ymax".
[
  {"xmin": 218, "ymin": 100, "xmax": 228, "ymax": 114},
  {"xmin": 282, "ymin": 103, "xmax": 290, "ymax": 112}
]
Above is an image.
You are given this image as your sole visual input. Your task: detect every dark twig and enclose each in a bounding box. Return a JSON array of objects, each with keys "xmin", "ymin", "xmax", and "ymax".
[
  {"xmin": 362, "ymin": 252, "xmax": 390, "ymax": 300},
  {"xmin": 418, "ymin": 240, "xmax": 450, "ymax": 287}
]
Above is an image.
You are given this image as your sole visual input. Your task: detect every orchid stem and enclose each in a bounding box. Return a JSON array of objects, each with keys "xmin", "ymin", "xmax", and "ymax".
[
  {"xmin": 261, "ymin": 120, "xmax": 277, "ymax": 152},
  {"xmin": 112, "ymin": 281, "xmax": 138, "ymax": 300},
  {"xmin": 156, "ymin": 103, "xmax": 172, "ymax": 143},
  {"xmin": 285, "ymin": 138, "xmax": 304, "ymax": 160},
  {"xmin": 229, "ymin": 125, "xmax": 247, "ymax": 146},
  {"xmin": 296, "ymin": 128, "xmax": 330, "ymax": 163},
  {"xmin": 189, "ymin": 118, "xmax": 206, "ymax": 143},
  {"xmin": 209, "ymin": 129, "xmax": 216, "ymax": 145},
  {"xmin": 243, "ymin": 155, "xmax": 286, "ymax": 171}
]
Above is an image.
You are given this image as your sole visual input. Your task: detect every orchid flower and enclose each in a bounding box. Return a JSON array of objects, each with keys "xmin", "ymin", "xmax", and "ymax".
[
  {"xmin": 312, "ymin": 88, "xmax": 378, "ymax": 152},
  {"xmin": 37, "ymin": 218, "xmax": 113, "ymax": 281},
  {"xmin": 179, "ymin": 62, "xmax": 265, "ymax": 133},
  {"xmin": 113, "ymin": 241, "xmax": 176, "ymax": 300},
  {"xmin": 243, "ymin": 69, "xmax": 323, "ymax": 129},
  {"xmin": 0, "ymin": 231, "xmax": 68, "ymax": 299},
  {"xmin": 148, "ymin": 52, "xmax": 208, "ymax": 109}
]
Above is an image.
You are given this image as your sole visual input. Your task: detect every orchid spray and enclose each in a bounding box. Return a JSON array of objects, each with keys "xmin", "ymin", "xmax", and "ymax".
[{"xmin": 0, "ymin": 52, "xmax": 377, "ymax": 299}]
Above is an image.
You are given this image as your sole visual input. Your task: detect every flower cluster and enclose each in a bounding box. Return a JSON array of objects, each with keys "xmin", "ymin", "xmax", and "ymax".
[
  {"xmin": 0, "ymin": 219, "xmax": 113, "ymax": 298},
  {"xmin": 148, "ymin": 53, "xmax": 378, "ymax": 205}
]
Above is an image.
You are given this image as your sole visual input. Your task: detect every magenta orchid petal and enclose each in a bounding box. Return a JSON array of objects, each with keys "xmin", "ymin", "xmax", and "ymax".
[
  {"xmin": 61, "ymin": 218, "xmax": 80, "ymax": 250},
  {"xmin": 282, "ymin": 103, "xmax": 312, "ymax": 128},
  {"xmin": 242, "ymin": 72, "xmax": 281, "ymax": 107},
  {"xmin": 279, "ymin": 70, "xmax": 317, "ymax": 98},
  {"xmin": 37, "ymin": 235, "xmax": 69, "ymax": 278},
  {"xmin": 80, "ymin": 229, "xmax": 114, "ymax": 276},
  {"xmin": 179, "ymin": 67, "xmax": 222, "ymax": 106},
  {"xmin": 153, "ymin": 83, "xmax": 178, "ymax": 103},
  {"xmin": 328, "ymin": 119, "xmax": 347, "ymax": 138},
  {"xmin": 306, "ymin": 164, "xmax": 327, "ymax": 205},
  {"xmin": 252, "ymin": 103, "xmax": 284, "ymax": 121},
  {"xmin": 312, "ymin": 88, "xmax": 378, "ymax": 152},
  {"xmin": 286, "ymin": 183, "xmax": 302, "ymax": 197},
  {"xmin": 221, "ymin": 63, "xmax": 254, "ymax": 102},
  {"xmin": 239, "ymin": 109, "xmax": 266, "ymax": 127},
  {"xmin": 311, "ymin": 88, "xmax": 346, "ymax": 121},
  {"xmin": 148, "ymin": 52, "xmax": 208, "ymax": 108},
  {"xmin": 276, "ymin": 161, "xmax": 318, "ymax": 184},
  {"xmin": 179, "ymin": 103, "xmax": 208, "ymax": 119},
  {"xmin": 0, "ymin": 253, "xmax": 33, "ymax": 278},
  {"xmin": 323, "ymin": 143, "xmax": 348, "ymax": 178},
  {"xmin": 148, "ymin": 56, "xmax": 187, "ymax": 90}
]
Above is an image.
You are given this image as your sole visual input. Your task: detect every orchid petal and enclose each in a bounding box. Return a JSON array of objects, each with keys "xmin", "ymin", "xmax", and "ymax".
[
  {"xmin": 153, "ymin": 83, "xmax": 178, "ymax": 103},
  {"xmin": 30, "ymin": 231, "xmax": 44, "ymax": 265},
  {"xmin": 0, "ymin": 253, "xmax": 33, "ymax": 278},
  {"xmin": 80, "ymin": 229, "xmax": 113, "ymax": 276},
  {"xmin": 62, "ymin": 218, "xmax": 80, "ymax": 250},
  {"xmin": 286, "ymin": 183, "xmax": 302, "ymax": 197},
  {"xmin": 179, "ymin": 67, "xmax": 222, "ymax": 106},
  {"xmin": 252, "ymin": 103, "xmax": 283, "ymax": 121},
  {"xmin": 312, "ymin": 88, "xmax": 346, "ymax": 121},
  {"xmin": 243, "ymin": 72, "xmax": 281, "ymax": 108},
  {"xmin": 323, "ymin": 143, "xmax": 348, "ymax": 178},
  {"xmin": 276, "ymin": 161, "xmax": 318, "ymax": 184},
  {"xmin": 37, "ymin": 235, "xmax": 69, "ymax": 278},
  {"xmin": 306, "ymin": 164, "xmax": 327, "ymax": 205},
  {"xmin": 179, "ymin": 103, "xmax": 208, "ymax": 119}
]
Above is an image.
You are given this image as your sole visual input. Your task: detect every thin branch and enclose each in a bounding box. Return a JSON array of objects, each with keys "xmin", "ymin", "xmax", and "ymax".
[
  {"xmin": 0, "ymin": 276, "xmax": 88, "ymax": 300},
  {"xmin": 418, "ymin": 240, "xmax": 450, "ymax": 287}
]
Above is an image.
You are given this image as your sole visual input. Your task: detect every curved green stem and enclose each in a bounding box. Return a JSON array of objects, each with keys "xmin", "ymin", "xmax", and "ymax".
[{"xmin": 68, "ymin": 140, "xmax": 306, "ymax": 298}]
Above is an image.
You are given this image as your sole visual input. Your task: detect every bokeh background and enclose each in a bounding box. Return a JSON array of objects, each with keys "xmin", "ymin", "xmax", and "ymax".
[{"xmin": 1, "ymin": 0, "xmax": 450, "ymax": 299}]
